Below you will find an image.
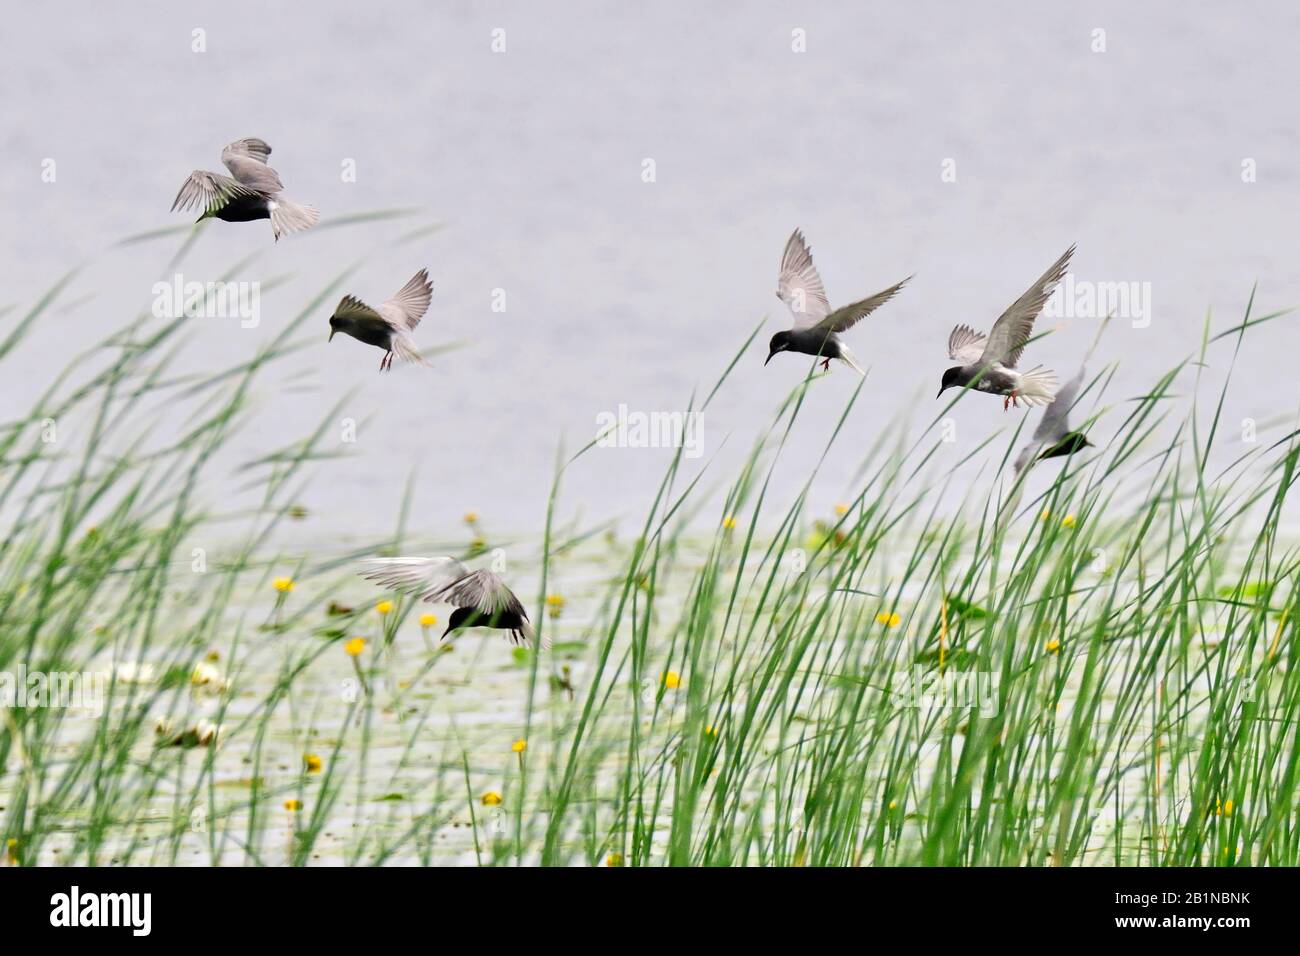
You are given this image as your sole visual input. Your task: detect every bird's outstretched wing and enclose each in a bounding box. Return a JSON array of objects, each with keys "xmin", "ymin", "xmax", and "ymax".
[
  {"xmin": 332, "ymin": 295, "xmax": 384, "ymax": 323},
  {"xmin": 434, "ymin": 569, "xmax": 543, "ymax": 647},
  {"xmin": 978, "ymin": 244, "xmax": 1074, "ymax": 368},
  {"xmin": 777, "ymin": 229, "xmax": 831, "ymax": 327},
  {"xmin": 432, "ymin": 569, "xmax": 527, "ymax": 618},
  {"xmin": 223, "ymin": 138, "xmax": 272, "ymax": 162},
  {"xmin": 1013, "ymin": 362, "xmax": 1089, "ymax": 478},
  {"xmin": 1012, "ymin": 442, "xmax": 1038, "ymax": 477},
  {"xmin": 1032, "ymin": 363, "xmax": 1086, "ymax": 443},
  {"xmin": 170, "ymin": 171, "xmax": 256, "ymax": 215},
  {"xmin": 357, "ymin": 556, "xmax": 471, "ymax": 601},
  {"xmin": 381, "ymin": 269, "xmax": 433, "ymax": 329},
  {"xmin": 947, "ymin": 324, "xmax": 987, "ymax": 364},
  {"xmin": 221, "ymin": 138, "xmax": 284, "ymax": 193},
  {"xmin": 814, "ymin": 275, "xmax": 911, "ymax": 334}
]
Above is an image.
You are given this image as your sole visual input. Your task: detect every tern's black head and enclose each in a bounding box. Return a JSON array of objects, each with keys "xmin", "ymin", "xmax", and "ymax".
[
  {"xmin": 765, "ymin": 331, "xmax": 793, "ymax": 366},
  {"xmin": 936, "ymin": 366, "xmax": 964, "ymax": 398},
  {"xmin": 440, "ymin": 606, "xmax": 477, "ymax": 639}
]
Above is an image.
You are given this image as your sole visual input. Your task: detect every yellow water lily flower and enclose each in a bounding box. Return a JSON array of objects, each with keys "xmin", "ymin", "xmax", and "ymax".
[
  {"xmin": 272, "ymin": 576, "xmax": 295, "ymax": 593},
  {"xmin": 190, "ymin": 661, "xmax": 224, "ymax": 687},
  {"xmin": 511, "ymin": 739, "xmax": 527, "ymax": 754},
  {"xmin": 876, "ymin": 611, "xmax": 901, "ymax": 628},
  {"xmin": 419, "ymin": 613, "xmax": 438, "ymax": 628},
  {"xmin": 284, "ymin": 799, "xmax": 302, "ymax": 811},
  {"xmin": 305, "ymin": 754, "xmax": 322, "ymax": 773},
  {"xmin": 721, "ymin": 515, "xmax": 737, "ymax": 531},
  {"xmin": 605, "ymin": 853, "xmax": 624, "ymax": 867},
  {"xmin": 834, "ymin": 502, "xmax": 849, "ymax": 516},
  {"xmin": 545, "ymin": 594, "xmax": 566, "ymax": 617},
  {"xmin": 463, "ymin": 510, "xmax": 479, "ymax": 525},
  {"xmin": 376, "ymin": 600, "xmax": 394, "ymax": 615},
  {"xmin": 481, "ymin": 791, "xmax": 502, "ymax": 806},
  {"xmin": 344, "ymin": 637, "xmax": 366, "ymax": 657},
  {"xmin": 1046, "ymin": 639, "xmax": 1061, "ymax": 653},
  {"xmin": 663, "ymin": 671, "xmax": 681, "ymax": 689},
  {"xmin": 1061, "ymin": 514, "xmax": 1077, "ymax": 529}
]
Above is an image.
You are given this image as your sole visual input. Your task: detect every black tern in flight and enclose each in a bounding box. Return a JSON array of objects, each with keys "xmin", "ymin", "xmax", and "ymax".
[
  {"xmin": 1012, "ymin": 363, "xmax": 1093, "ymax": 477},
  {"xmin": 171, "ymin": 138, "xmax": 318, "ymax": 241},
  {"xmin": 766, "ymin": 229, "xmax": 911, "ymax": 374},
  {"xmin": 936, "ymin": 245, "xmax": 1075, "ymax": 409},
  {"xmin": 328, "ymin": 269, "xmax": 433, "ymax": 371},
  {"xmin": 357, "ymin": 556, "xmax": 545, "ymax": 648}
]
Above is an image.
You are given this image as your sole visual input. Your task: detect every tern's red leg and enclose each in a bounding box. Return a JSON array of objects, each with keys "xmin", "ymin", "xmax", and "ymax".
[
  {"xmin": 821, "ymin": 358, "xmax": 830, "ymax": 371},
  {"xmin": 1003, "ymin": 394, "xmax": 1010, "ymax": 411}
]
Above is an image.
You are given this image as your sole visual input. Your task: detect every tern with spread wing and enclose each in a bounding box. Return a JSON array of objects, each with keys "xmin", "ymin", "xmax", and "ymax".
[
  {"xmin": 765, "ymin": 229, "xmax": 911, "ymax": 374},
  {"xmin": 328, "ymin": 269, "xmax": 433, "ymax": 371},
  {"xmin": 1012, "ymin": 363, "xmax": 1093, "ymax": 477},
  {"xmin": 171, "ymin": 138, "xmax": 318, "ymax": 241},
  {"xmin": 357, "ymin": 556, "xmax": 544, "ymax": 648},
  {"xmin": 936, "ymin": 245, "xmax": 1075, "ymax": 409}
]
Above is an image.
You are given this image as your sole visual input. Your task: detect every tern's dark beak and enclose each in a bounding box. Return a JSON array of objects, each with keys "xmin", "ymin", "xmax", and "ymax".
[
  {"xmin": 764, "ymin": 350, "xmax": 776, "ymax": 366},
  {"xmin": 935, "ymin": 387, "xmax": 946, "ymax": 399},
  {"xmin": 328, "ymin": 328, "xmax": 336, "ymax": 343}
]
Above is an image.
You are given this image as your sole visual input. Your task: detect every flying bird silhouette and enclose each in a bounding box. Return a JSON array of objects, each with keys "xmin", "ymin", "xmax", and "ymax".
[
  {"xmin": 936, "ymin": 245, "xmax": 1075, "ymax": 409},
  {"xmin": 766, "ymin": 229, "xmax": 911, "ymax": 374},
  {"xmin": 328, "ymin": 269, "xmax": 433, "ymax": 371},
  {"xmin": 357, "ymin": 556, "xmax": 545, "ymax": 648},
  {"xmin": 171, "ymin": 138, "xmax": 318, "ymax": 241},
  {"xmin": 1012, "ymin": 363, "xmax": 1094, "ymax": 477}
]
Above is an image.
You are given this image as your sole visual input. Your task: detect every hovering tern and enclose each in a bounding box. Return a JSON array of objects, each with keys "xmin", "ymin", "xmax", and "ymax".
[
  {"xmin": 357, "ymin": 556, "xmax": 544, "ymax": 648},
  {"xmin": 766, "ymin": 229, "xmax": 911, "ymax": 374},
  {"xmin": 171, "ymin": 137, "xmax": 318, "ymax": 241},
  {"xmin": 328, "ymin": 269, "xmax": 433, "ymax": 371},
  {"xmin": 936, "ymin": 245, "xmax": 1075, "ymax": 409}
]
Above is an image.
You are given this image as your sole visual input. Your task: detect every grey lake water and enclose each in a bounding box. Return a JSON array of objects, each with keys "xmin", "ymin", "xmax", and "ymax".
[{"xmin": 3, "ymin": 0, "xmax": 1300, "ymax": 543}]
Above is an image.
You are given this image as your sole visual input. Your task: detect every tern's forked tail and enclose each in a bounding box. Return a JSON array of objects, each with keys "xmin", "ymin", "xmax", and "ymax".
[
  {"xmin": 1016, "ymin": 366, "xmax": 1058, "ymax": 406},
  {"xmin": 838, "ymin": 344, "xmax": 866, "ymax": 375},
  {"xmin": 269, "ymin": 197, "xmax": 319, "ymax": 241},
  {"xmin": 391, "ymin": 333, "xmax": 432, "ymax": 367}
]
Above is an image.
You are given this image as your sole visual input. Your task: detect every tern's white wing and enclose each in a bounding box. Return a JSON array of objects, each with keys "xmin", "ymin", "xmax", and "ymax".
[
  {"xmin": 380, "ymin": 269, "xmax": 433, "ymax": 330},
  {"xmin": 222, "ymin": 138, "xmax": 284, "ymax": 194},
  {"xmin": 947, "ymin": 324, "xmax": 987, "ymax": 364},
  {"xmin": 978, "ymin": 244, "xmax": 1074, "ymax": 368},
  {"xmin": 222, "ymin": 138, "xmax": 273, "ymax": 163},
  {"xmin": 1032, "ymin": 363, "xmax": 1086, "ymax": 443},
  {"xmin": 432, "ymin": 569, "xmax": 526, "ymax": 617},
  {"xmin": 332, "ymin": 295, "xmax": 384, "ymax": 323},
  {"xmin": 777, "ymin": 229, "xmax": 831, "ymax": 327},
  {"xmin": 170, "ymin": 171, "xmax": 256, "ymax": 215},
  {"xmin": 357, "ymin": 556, "xmax": 471, "ymax": 601},
  {"xmin": 813, "ymin": 275, "xmax": 911, "ymax": 334}
]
